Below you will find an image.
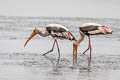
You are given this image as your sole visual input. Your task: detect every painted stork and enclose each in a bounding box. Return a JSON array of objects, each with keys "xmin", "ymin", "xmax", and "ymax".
[
  {"xmin": 73, "ymin": 23, "xmax": 113, "ymax": 67},
  {"xmin": 24, "ymin": 24, "xmax": 76, "ymax": 57}
]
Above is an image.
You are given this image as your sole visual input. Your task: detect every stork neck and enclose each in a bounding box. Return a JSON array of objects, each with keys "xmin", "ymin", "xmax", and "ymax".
[
  {"xmin": 73, "ymin": 32, "xmax": 85, "ymax": 45},
  {"xmin": 39, "ymin": 30, "xmax": 50, "ymax": 37}
]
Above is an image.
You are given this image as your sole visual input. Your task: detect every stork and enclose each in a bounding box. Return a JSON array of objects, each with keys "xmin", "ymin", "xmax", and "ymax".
[
  {"xmin": 24, "ymin": 24, "xmax": 76, "ymax": 57},
  {"xmin": 73, "ymin": 23, "xmax": 113, "ymax": 68}
]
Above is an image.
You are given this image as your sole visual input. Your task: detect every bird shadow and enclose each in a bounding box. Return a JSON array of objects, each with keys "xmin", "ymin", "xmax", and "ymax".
[
  {"xmin": 72, "ymin": 53, "xmax": 92, "ymax": 72},
  {"xmin": 43, "ymin": 55, "xmax": 60, "ymax": 71}
]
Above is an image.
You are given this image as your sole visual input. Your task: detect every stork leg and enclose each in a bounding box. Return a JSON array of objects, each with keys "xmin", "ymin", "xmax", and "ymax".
[
  {"xmin": 88, "ymin": 35, "xmax": 92, "ymax": 70},
  {"xmin": 55, "ymin": 39, "xmax": 60, "ymax": 57},
  {"xmin": 55, "ymin": 39, "xmax": 61, "ymax": 66},
  {"xmin": 82, "ymin": 45, "xmax": 90, "ymax": 55},
  {"xmin": 82, "ymin": 35, "xmax": 92, "ymax": 55},
  {"xmin": 43, "ymin": 39, "xmax": 56, "ymax": 55},
  {"xmin": 82, "ymin": 35, "xmax": 92, "ymax": 70},
  {"xmin": 88, "ymin": 35, "xmax": 92, "ymax": 60},
  {"xmin": 43, "ymin": 39, "xmax": 60, "ymax": 58}
]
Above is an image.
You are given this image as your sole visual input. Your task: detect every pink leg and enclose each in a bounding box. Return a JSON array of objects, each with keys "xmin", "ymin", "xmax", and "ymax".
[
  {"xmin": 82, "ymin": 35, "xmax": 92, "ymax": 70},
  {"xmin": 54, "ymin": 39, "xmax": 61, "ymax": 67},
  {"xmin": 43, "ymin": 39, "xmax": 56, "ymax": 55},
  {"xmin": 88, "ymin": 35, "xmax": 92, "ymax": 60},
  {"xmin": 82, "ymin": 36, "xmax": 91, "ymax": 55},
  {"xmin": 82, "ymin": 45, "xmax": 90, "ymax": 55},
  {"xmin": 55, "ymin": 39, "xmax": 60, "ymax": 57},
  {"xmin": 88, "ymin": 35, "xmax": 92, "ymax": 70}
]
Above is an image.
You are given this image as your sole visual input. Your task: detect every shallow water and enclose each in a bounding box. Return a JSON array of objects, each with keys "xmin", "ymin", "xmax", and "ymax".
[
  {"xmin": 0, "ymin": 52, "xmax": 120, "ymax": 80},
  {"xmin": 0, "ymin": 16, "xmax": 120, "ymax": 80}
]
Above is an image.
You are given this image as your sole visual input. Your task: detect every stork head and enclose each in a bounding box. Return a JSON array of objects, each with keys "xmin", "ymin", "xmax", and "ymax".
[
  {"xmin": 24, "ymin": 27, "xmax": 42, "ymax": 47},
  {"xmin": 73, "ymin": 32, "xmax": 85, "ymax": 61},
  {"xmin": 100, "ymin": 26, "xmax": 113, "ymax": 34},
  {"xmin": 106, "ymin": 27, "xmax": 113, "ymax": 34}
]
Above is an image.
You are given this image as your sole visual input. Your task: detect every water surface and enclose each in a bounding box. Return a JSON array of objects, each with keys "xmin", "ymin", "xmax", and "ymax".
[{"xmin": 0, "ymin": 16, "xmax": 120, "ymax": 80}]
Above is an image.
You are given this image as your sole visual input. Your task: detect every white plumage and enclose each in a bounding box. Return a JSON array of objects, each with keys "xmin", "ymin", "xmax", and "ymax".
[
  {"xmin": 80, "ymin": 23, "xmax": 102, "ymax": 27},
  {"xmin": 47, "ymin": 24, "xmax": 69, "ymax": 31}
]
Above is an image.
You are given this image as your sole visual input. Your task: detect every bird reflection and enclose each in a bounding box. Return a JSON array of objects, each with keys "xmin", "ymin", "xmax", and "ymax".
[{"xmin": 43, "ymin": 55, "xmax": 60, "ymax": 71}]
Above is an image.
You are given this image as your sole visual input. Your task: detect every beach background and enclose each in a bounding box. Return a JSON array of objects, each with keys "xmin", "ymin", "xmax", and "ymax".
[{"xmin": 0, "ymin": 16, "xmax": 120, "ymax": 80}]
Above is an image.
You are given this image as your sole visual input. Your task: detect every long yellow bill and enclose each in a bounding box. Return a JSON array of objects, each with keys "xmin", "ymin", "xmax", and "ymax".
[
  {"xmin": 73, "ymin": 44, "xmax": 78, "ymax": 59},
  {"xmin": 73, "ymin": 44, "xmax": 78, "ymax": 65},
  {"xmin": 24, "ymin": 31, "xmax": 36, "ymax": 47}
]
